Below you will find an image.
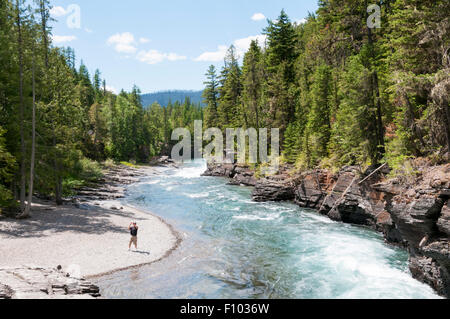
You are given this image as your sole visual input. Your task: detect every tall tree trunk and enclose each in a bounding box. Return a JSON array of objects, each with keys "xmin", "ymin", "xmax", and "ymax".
[
  {"xmin": 53, "ymin": 100, "xmax": 62, "ymax": 206},
  {"xmin": 39, "ymin": 0, "xmax": 48, "ymax": 69},
  {"xmin": 53, "ymin": 135, "xmax": 63, "ymax": 206},
  {"xmin": 22, "ymin": 47, "xmax": 36, "ymax": 218},
  {"xmin": 16, "ymin": 1, "xmax": 26, "ymax": 213},
  {"xmin": 55, "ymin": 171, "xmax": 63, "ymax": 206}
]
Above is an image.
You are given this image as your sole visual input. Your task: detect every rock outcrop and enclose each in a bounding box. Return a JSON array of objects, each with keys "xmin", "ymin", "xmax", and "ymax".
[
  {"xmin": 202, "ymin": 163, "xmax": 257, "ymax": 186},
  {"xmin": 374, "ymin": 164, "xmax": 450, "ymax": 297},
  {"xmin": 319, "ymin": 166, "xmax": 391, "ymax": 231},
  {"xmin": 149, "ymin": 156, "xmax": 177, "ymax": 167},
  {"xmin": 0, "ymin": 266, "xmax": 101, "ymax": 299},
  {"xmin": 228, "ymin": 165, "xmax": 258, "ymax": 186},
  {"xmin": 253, "ymin": 165, "xmax": 389, "ymax": 229},
  {"xmin": 252, "ymin": 178, "xmax": 295, "ymax": 202},
  {"xmin": 294, "ymin": 170, "xmax": 335, "ymax": 209}
]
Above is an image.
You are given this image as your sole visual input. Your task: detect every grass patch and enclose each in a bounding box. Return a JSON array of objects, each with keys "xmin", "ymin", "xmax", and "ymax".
[{"xmin": 120, "ymin": 161, "xmax": 139, "ymax": 168}]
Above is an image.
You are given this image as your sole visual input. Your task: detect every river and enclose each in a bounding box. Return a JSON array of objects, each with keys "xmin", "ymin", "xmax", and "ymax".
[{"xmin": 96, "ymin": 160, "xmax": 440, "ymax": 299}]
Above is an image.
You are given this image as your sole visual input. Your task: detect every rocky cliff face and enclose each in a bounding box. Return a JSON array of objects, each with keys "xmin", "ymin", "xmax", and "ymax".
[
  {"xmin": 373, "ymin": 165, "xmax": 450, "ymax": 297},
  {"xmin": 203, "ymin": 161, "xmax": 450, "ymax": 298}
]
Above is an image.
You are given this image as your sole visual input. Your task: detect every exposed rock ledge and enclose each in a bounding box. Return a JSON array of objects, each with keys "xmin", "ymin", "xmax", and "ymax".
[
  {"xmin": 203, "ymin": 161, "xmax": 450, "ymax": 298},
  {"xmin": 202, "ymin": 163, "xmax": 258, "ymax": 187},
  {"xmin": 0, "ymin": 266, "xmax": 100, "ymax": 299}
]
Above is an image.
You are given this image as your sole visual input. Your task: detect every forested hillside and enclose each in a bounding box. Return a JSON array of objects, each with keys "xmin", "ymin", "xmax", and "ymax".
[
  {"xmin": 0, "ymin": 0, "xmax": 202, "ymax": 217},
  {"xmin": 202, "ymin": 1, "xmax": 449, "ymax": 171},
  {"xmin": 141, "ymin": 90, "xmax": 204, "ymax": 107}
]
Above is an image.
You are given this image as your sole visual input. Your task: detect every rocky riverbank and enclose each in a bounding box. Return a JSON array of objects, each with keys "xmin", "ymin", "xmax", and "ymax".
[
  {"xmin": 202, "ymin": 161, "xmax": 450, "ymax": 298},
  {"xmin": 0, "ymin": 266, "xmax": 100, "ymax": 299}
]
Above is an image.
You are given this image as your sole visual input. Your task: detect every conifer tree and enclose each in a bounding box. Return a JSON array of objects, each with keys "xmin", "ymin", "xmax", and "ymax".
[
  {"xmin": 218, "ymin": 45, "xmax": 243, "ymax": 128},
  {"xmin": 203, "ymin": 65, "xmax": 220, "ymax": 128}
]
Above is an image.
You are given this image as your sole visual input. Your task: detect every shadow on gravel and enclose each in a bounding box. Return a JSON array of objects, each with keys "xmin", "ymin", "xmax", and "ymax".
[
  {"xmin": 0, "ymin": 200, "xmax": 147, "ymax": 239},
  {"xmin": 132, "ymin": 250, "xmax": 151, "ymax": 256}
]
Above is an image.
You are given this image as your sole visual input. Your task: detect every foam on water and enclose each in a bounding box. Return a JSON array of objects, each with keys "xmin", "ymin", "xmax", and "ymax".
[
  {"xmin": 97, "ymin": 159, "xmax": 441, "ymax": 299},
  {"xmin": 184, "ymin": 192, "xmax": 210, "ymax": 199},
  {"xmin": 173, "ymin": 160, "xmax": 207, "ymax": 178},
  {"xmin": 232, "ymin": 214, "xmax": 281, "ymax": 221}
]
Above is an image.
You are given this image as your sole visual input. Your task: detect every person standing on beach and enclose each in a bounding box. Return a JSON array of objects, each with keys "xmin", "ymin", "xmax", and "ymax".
[{"xmin": 128, "ymin": 222, "xmax": 139, "ymax": 251}]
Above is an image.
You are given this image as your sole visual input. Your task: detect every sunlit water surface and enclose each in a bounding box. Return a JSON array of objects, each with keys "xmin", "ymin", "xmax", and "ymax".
[{"xmin": 96, "ymin": 160, "xmax": 439, "ymax": 299}]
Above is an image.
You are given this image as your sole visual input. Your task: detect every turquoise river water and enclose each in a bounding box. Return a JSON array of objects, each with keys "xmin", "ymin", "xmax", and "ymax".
[{"xmin": 96, "ymin": 160, "xmax": 440, "ymax": 299}]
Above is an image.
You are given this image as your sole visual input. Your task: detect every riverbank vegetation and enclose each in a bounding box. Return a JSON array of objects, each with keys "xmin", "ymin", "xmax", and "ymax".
[{"xmin": 202, "ymin": 0, "xmax": 449, "ymax": 174}]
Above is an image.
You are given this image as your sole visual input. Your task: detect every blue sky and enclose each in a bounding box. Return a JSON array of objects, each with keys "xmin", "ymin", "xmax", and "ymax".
[{"xmin": 50, "ymin": 0, "xmax": 319, "ymax": 94}]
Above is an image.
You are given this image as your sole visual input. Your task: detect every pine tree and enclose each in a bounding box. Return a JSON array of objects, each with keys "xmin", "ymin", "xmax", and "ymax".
[
  {"xmin": 330, "ymin": 55, "xmax": 378, "ymax": 166},
  {"xmin": 242, "ymin": 40, "xmax": 264, "ymax": 130},
  {"xmin": 302, "ymin": 64, "xmax": 332, "ymax": 166},
  {"xmin": 218, "ymin": 45, "xmax": 243, "ymax": 128},
  {"xmin": 263, "ymin": 10, "xmax": 299, "ymax": 132},
  {"xmin": 202, "ymin": 65, "xmax": 219, "ymax": 128}
]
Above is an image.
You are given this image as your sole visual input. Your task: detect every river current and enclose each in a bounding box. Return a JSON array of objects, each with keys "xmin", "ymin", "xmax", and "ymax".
[{"xmin": 96, "ymin": 160, "xmax": 439, "ymax": 299}]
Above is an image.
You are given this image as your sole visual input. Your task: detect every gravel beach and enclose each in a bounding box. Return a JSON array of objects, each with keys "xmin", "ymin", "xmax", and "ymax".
[{"xmin": 0, "ymin": 166, "xmax": 180, "ymax": 279}]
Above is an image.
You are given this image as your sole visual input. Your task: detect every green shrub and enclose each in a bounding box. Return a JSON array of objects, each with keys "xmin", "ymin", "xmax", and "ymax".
[
  {"xmin": 73, "ymin": 158, "xmax": 103, "ymax": 182},
  {"xmin": 63, "ymin": 157, "xmax": 104, "ymax": 195}
]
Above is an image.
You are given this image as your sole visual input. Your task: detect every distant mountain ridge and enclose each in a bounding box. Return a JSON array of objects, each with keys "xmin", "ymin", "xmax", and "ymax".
[{"xmin": 141, "ymin": 90, "xmax": 204, "ymax": 107}]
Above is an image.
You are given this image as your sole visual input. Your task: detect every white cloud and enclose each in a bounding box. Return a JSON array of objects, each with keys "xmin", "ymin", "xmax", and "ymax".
[
  {"xmin": 137, "ymin": 50, "xmax": 187, "ymax": 64},
  {"xmin": 294, "ymin": 18, "xmax": 307, "ymax": 25},
  {"xmin": 194, "ymin": 35, "xmax": 267, "ymax": 62},
  {"xmin": 107, "ymin": 32, "xmax": 185, "ymax": 64},
  {"xmin": 233, "ymin": 35, "xmax": 267, "ymax": 56},
  {"xmin": 105, "ymin": 85, "xmax": 118, "ymax": 94},
  {"xmin": 50, "ymin": 6, "xmax": 67, "ymax": 17},
  {"xmin": 194, "ymin": 45, "xmax": 228, "ymax": 62},
  {"xmin": 166, "ymin": 53, "xmax": 187, "ymax": 61},
  {"xmin": 251, "ymin": 13, "xmax": 266, "ymax": 21},
  {"xmin": 52, "ymin": 35, "xmax": 77, "ymax": 43},
  {"xmin": 85, "ymin": 28, "xmax": 93, "ymax": 33},
  {"xmin": 107, "ymin": 32, "xmax": 137, "ymax": 54},
  {"xmin": 139, "ymin": 37, "xmax": 151, "ymax": 44}
]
